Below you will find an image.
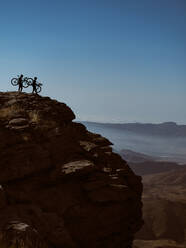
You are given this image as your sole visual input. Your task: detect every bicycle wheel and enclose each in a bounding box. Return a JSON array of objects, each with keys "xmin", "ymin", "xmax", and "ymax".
[
  {"xmin": 26, "ymin": 78, "xmax": 33, "ymax": 86},
  {"xmin": 36, "ymin": 85, "xmax": 42, "ymax": 93},
  {"xmin": 11, "ymin": 78, "xmax": 18, "ymax": 86},
  {"xmin": 22, "ymin": 79, "xmax": 29, "ymax": 88}
]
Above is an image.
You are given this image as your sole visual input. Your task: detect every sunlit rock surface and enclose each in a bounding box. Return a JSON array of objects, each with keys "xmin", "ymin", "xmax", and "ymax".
[{"xmin": 0, "ymin": 92, "xmax": 143, "ymax": 248}]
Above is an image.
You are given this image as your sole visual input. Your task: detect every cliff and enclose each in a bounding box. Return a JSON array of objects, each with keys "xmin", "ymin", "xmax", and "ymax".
[{"xmin": 0, "ymin": 92, "xmax": 143, "ymax": 248}]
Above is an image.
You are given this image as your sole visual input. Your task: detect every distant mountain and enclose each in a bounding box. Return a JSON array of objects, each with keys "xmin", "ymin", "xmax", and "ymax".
[
  {"xmin": 83, "ymin": 121, "xmax": 186, "ymax": 164},
  {"xmin": 129, "ymin": 161, "xmax": 182, "ymax": 176},
  {"xmin": 119, "ymin": 149, "xmax": 184, "ymax": 176},
  {"xmin": 119, "ymin": 148, "xmax": 185, "ymax": 176},
  {"xmin": 83, "ymin": 121, "xmax": 186, "ymax": 137},
  {"xmin": 119, "ymin": 149, "xmax": 158, "ymax": 163}
]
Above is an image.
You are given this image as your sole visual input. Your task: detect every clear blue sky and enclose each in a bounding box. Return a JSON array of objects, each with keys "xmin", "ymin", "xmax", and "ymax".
[{"xmin": 0, "ymin": 0, "xmax": 185, "ymax": 123}]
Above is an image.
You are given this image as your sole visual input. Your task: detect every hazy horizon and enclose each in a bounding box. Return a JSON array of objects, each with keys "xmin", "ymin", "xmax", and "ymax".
[
  {"xmin": 83, "ymin": 121, "xmax": 186, "ymax": 163},
  {"xmin": 80, "ymin": 120, "xmax": 186, "ymax": 125},
  {"xmin": 0, "ymin": 0, "xmax": 185, "ymax": 123}
]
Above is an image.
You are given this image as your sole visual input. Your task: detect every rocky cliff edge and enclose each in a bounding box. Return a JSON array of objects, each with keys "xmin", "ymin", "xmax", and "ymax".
[{"xmin": 0, "ymin": 92, "xmax": 143, "ymax": 248}]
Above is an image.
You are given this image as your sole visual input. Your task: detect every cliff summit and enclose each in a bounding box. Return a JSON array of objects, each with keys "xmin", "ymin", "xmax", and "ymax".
[{"xmin": 0, "ymin": 92, "xmax": 143, "ymax": 248}]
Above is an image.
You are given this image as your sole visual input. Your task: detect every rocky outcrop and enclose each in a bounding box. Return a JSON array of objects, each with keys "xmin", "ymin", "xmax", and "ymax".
[{"xmin": 0, "ymin": 92, "xmax": 143, "ymax": 248}]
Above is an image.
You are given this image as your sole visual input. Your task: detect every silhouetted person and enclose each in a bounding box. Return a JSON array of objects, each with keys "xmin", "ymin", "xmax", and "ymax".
[
  {"xmin": 18, "ymin": 74, "xmax": 23, "ymax": 92},
  {"xmin": 32, "ymin": 77, "xmax": 37, "ymax": 94}
]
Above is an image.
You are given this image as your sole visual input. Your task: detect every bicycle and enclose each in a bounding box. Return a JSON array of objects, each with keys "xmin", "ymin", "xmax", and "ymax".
[
  {"xmin": 34, "ymin": 83, "xmax": 43, "ymax": 94},
  {"xmin": 11, "ymin": 75, "xmax": 43, "ymax": 93},
  {"xmin": 24, "ymin": 77, "xmax": 34, "ymax": 88},
  {"xmin": 25, "ymin": 78, "xmax": 43, "ymax": 93},
  {"xmin": 11, "ymin": 75, "xmax": 33, "ymax": 88}
]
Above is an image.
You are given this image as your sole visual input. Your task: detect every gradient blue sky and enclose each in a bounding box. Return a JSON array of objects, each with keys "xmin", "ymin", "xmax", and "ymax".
[{"xmin": 0, "ymin": 0, "xmax": 185, "ymax": 123}]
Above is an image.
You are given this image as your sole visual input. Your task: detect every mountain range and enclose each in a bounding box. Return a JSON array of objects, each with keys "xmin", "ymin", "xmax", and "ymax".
[
  {"xmin": 119, "ymin": 149, "xmax": 185, "ymax": 176},
  {"xmin": 83, "ymin": 121, "xmax": 186, "ymax": 164},
  {"xmin": 83, "ymin": 121, "xmax": 186, "ymax": 137}
]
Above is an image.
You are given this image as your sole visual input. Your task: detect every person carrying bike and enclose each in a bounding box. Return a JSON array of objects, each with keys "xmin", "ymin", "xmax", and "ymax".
[
  {"xmin": 18, "ymin": 74, "xmax": 24, "ymax": 92},
  {"xmin": 32, "ymin": 77, "xmax": 37, "ymax": 94}
]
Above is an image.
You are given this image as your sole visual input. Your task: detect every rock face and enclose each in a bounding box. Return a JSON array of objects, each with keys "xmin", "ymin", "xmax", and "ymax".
[{"xmin": 0, "ymin": 92, "xmax": 143, "ymax": 248}]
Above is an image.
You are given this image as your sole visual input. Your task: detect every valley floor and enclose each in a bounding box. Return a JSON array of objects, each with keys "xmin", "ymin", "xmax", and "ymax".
[
  {"xmin": 134, "ymin": 239, "xmax": 186, "ymax": 248},
  {"xmin": 134, "ymin": 168, "xmax": 186, "ymax": 248}
]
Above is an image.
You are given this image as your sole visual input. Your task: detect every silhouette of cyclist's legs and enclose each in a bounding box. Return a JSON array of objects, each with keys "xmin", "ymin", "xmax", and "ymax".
[
  {"xmin": 32, "ymin": 85, "xmax": 37, "ymax": 94},
  {"xmin": 18, "ymin": 83, "xmax": 23, "ymax": 92}
]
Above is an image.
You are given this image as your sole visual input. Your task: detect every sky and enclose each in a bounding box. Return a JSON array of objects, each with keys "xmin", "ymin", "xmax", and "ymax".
[{"xmin": 0, "ymin": 0, "xmax": 185, "ymax": 124}]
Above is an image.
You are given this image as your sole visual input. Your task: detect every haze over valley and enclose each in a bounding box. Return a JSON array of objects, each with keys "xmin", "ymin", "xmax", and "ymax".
[{"xmin": 83, "ymin": 121, "xmax": 186, "ymax": 164}]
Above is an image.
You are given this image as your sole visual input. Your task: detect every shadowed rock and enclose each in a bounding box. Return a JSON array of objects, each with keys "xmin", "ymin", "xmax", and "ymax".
[
  {"xmin": 0, "ymin": 92, "xmax": 143, "ymax": 248},
  {"xmin": 0, "ymin": 221, "xmax": 48, "ymax": 248}
]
